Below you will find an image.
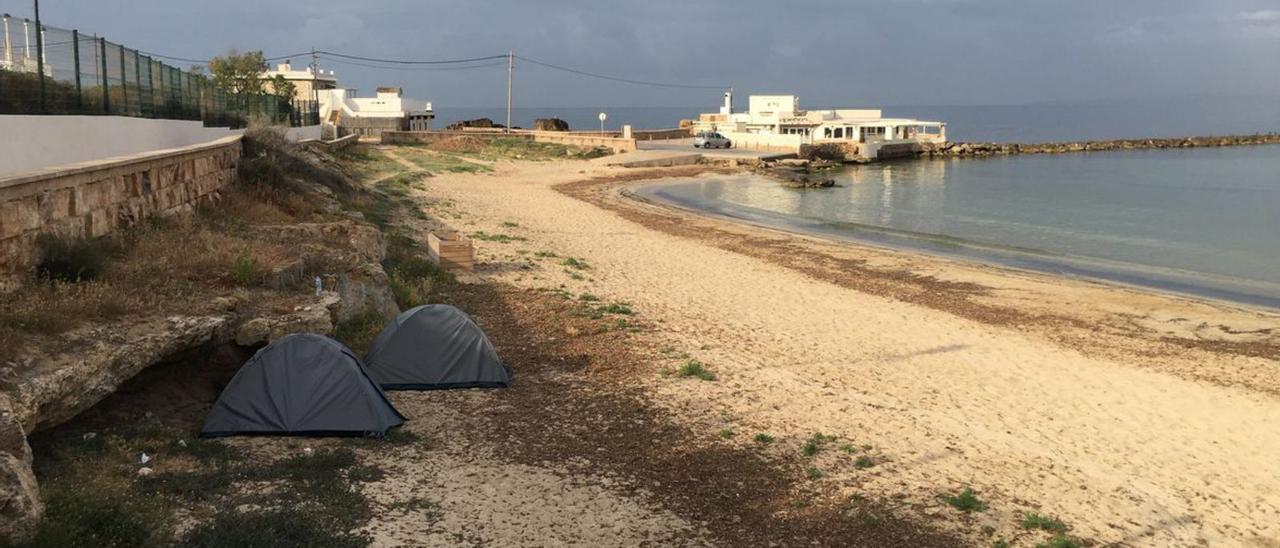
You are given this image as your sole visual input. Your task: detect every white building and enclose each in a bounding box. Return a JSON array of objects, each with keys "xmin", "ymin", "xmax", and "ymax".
[
  {"xmin": 695, "ymin": 92, "xmax": 946, "ymax": 160},
  {"xmin": 1, "ymin": 15, "xmax": 53, "ymax": 76},
  {"xmin": 261, "ymin": 60, "xmax": 338, "ymax": 103},
  {"xmin": 318, "ymin": 86, "xmax": 434, "ymax": 138}
]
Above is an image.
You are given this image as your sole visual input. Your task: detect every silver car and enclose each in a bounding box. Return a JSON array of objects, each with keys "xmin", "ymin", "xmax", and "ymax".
[{"xmin": 693, "ymin": 131, "xmax": 732, "ymax": 149}]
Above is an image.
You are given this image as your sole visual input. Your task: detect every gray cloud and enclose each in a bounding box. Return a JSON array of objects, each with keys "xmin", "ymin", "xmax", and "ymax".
[{"xmin": 8, "ymin": 0, "xmax": 1278, "ymax": 107}]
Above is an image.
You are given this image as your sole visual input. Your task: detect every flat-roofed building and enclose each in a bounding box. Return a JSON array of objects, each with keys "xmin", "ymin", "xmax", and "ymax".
[
  {"xmin": 694, "ymin": 91, "xmax": 946, "ymax": 160},
  {"xmin": 319, "ymin": 86, "xmax": 434, "ymax": 138}
]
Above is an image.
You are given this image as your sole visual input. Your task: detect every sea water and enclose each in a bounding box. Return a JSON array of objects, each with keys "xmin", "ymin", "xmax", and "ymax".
[{"xmin": 640, "ymin": 145, "xmax": 1280, "ymax": 308}]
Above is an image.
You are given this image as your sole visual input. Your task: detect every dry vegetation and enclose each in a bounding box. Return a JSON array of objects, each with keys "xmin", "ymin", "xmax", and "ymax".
[{"xmin": 0, "ymin": 126, "xmax": 361, "ymax": 363}]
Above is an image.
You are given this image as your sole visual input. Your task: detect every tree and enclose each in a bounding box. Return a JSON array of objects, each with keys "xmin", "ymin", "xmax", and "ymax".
[
  {"xmin": 208, "ymin": 49, "xmax": 267, "ymax": 95},
  {"xmin": 268, "ymin": 74, "xmax": 296, "ymax": 100}
]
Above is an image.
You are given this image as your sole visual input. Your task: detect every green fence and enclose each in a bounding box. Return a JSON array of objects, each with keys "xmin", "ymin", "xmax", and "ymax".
[{"xmin": 0, "ymin": 15, "xmax": 317, "ymax": 128}]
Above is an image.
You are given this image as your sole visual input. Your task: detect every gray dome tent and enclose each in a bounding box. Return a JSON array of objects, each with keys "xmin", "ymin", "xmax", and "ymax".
[
  {"xmin": 364, "ymin": 304, "xmax": 510, "ymax": 390},
  {"xmin": 201, "ymin": 334, "xmax": 405, "ymax": 437}
]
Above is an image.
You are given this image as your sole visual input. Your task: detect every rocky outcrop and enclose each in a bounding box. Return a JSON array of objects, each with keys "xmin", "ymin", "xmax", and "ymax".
[
  {"xmin": 754, "ymin": 164, "xmax": 836, "ymax": 188},
  {"xmin": 533, "ymin": 118, "xmax": 570, "ymax": 132},
  {"xmin": 445, "ymin": 118, "xmax": 504, "ymax": 131},
  {"xmin": 921, "ymin": 133, "xmax": 1280, "ymax": 158},
  {"xmin": 0, "ymin": 395, "xmax": 38, "ymax": 542},
  {"xmin": 234, "ymin": 292, "xmax": 342, "ymax": 346}
]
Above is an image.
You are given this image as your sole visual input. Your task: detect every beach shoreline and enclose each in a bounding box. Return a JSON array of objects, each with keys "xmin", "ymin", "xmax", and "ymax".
[{"xmin": 402, "ymin": 152, "xmax": 1280, "ymax": 546}]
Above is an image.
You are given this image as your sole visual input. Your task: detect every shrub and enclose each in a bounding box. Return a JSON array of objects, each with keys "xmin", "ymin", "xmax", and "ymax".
[
  {"xmin": 232, "ymin": 248, "xmax": 259, "ymax": 286},
  {"xmin": 335, "ymin": 307, "xmax": 390, "ymax": 355},
  {"xmin": 753, "ymin": 433, "xmax": 774, "ymax": 444},
  {"xmin": 35, "ymin": 232, "xmax": 112, "ymax": 282}
]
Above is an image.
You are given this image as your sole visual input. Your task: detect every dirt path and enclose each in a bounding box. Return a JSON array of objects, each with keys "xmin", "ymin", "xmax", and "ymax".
[{"xmin": 408, "ymin": 157, "xmax": 1280, "ymax": 547}]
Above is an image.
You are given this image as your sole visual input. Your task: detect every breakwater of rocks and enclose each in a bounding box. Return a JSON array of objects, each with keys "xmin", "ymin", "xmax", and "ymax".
[{"xmin": 919, "ymin": 133, "xmax": 1280, "ymax": 157}]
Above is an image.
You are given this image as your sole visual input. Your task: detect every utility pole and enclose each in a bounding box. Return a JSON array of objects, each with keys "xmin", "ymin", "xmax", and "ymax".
[
  {"xmin": 505, "ymin": 50, "xmax": 513, "ymax": 133},
  {"xmin": 310, "ymin": 48, "xmax": 318, "ymax": 126},
  {"xmin": 33, "ymin": 0, "xmax": 44, "ymax": 113}
]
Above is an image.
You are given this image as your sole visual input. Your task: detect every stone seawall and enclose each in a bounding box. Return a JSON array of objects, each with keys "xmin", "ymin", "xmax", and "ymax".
[
  {"xmin": 0, "ymin": 136, "xmax": 241, "ymax": 275},
  {"xmin": 919, "ymin": 133, "xmax": 1280, "ymax": 157}
]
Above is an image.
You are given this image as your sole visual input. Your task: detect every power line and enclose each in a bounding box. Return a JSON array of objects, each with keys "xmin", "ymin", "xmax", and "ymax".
[
  {"xmin": 515, "ymin": 54, "xmax": 726, "ymax": 90},
  {"xmin": 137, "ymin": 50, "xmax": 310, "ymax": 65},
  {"xmin": 315, "ymin": 50, "xmax": 509, "ymax": 65},
  {"xmin": 316, "ymin": 55, "xmax": 507, "ymax": 72}
]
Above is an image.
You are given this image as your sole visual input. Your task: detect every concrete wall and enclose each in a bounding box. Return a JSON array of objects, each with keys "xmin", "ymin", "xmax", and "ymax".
[
  {"xmin": 719, "ymin": 131, "xmax": 804, "ymax": 153},
  {"xmin": 0, "ymin": 136, "xmax": 241, "ymax": 274},
  {"xmin": 381, "ymin": 130, "xmax": 533, "ymax": 145},
  {"xmin": 0, "ymin": 116, "xmax": 236, "ymax": 177},
  {"xmin": 0, "ymin": 116, "xmax": 318, "ymax": 177},
  {"xmin": 633, "ymin": 128, "xmax": 692, "ymax": 141},
  {"xmin": 531, "ymin": 131, "xmax": 636, "ymax": 153}
]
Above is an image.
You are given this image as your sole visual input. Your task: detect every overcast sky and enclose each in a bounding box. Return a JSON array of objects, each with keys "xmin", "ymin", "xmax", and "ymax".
[{"xmin": 7, "ymin": 0, "xmax": 1280, "ymax": 108}]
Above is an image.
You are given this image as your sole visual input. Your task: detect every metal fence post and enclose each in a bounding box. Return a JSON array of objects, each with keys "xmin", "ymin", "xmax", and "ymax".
[
  {"xmin": 117, "ymin": 45, "xmax": 127, "ymax": 115},
  {"xmin": 99, "ymin": 37, "xmax": 109, "ymax": 114},
  {"xmin": 72, "ymin": 29, "xmax": 82, "ymax": 111},
  {"xmin": 133, "ymin": 50, "xmax": 143, "ymax": 117}
]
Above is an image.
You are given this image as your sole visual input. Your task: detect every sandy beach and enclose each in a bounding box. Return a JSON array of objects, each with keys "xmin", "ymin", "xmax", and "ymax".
[{"xmin": 392, "ymin": 150, "xmax": 1280, "ymax": 547}]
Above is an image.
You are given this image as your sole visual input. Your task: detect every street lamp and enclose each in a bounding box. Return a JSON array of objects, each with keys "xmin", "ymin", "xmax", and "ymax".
[{"xmin": 598, "ymin": 111, "xmax": 607, "ymax": 135}]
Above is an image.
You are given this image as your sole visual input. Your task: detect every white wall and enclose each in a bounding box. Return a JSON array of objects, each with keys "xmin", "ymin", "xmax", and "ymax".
[{"xmin": 0, "ymin": 116, "xmax": 321, "ymax": 177}]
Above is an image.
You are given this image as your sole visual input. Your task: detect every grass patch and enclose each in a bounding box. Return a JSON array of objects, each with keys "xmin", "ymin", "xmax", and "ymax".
[
  {"xmin": 801, "ymin": 433, "xmax": 836, "ymax": 457},
  {"xmin": 375, "ymin": 171, "xmax": 430, "ymax": 196},
  {"xmin": 1034, "ymin": 536, "xmax": 1082, "ymax": 548},
  {"xmin": 854, "ymin": 455, "xmax": 875, "ymax": 469},
  {"xmin": 1021, "ymin": 512, "xmax": 1068, "ymax": 533},
  {"xmin": 676, "ymin": 360, "xmax": 716, "ymax": 381},
  {"xmin": 397, "ymin": 148, "xmax": 493, "ymax": 174},
  {"xmin": 12, "ymin": 482, "xmax": 172, "ymax": 547},
  {"xmin": 533, "ymin": 250, "xmax": 558, "ymax": 258},
  {"xmin": 501, "ymin": 221, "xmax": 520, "ymax": 228},
  {"xmin": 470, "ymin": 231, "xmax": 527, "ymax": 243},
  {"xmin": 441, "ymin": 138, "xmax": 612, "ymax": 161},
  {"xmin": 578, "ymin": 293, "xmax": 600, "ymax": 302},
  {"xmin": 805, "ymin": 466, "xmax": 824, "ymax": 480},
  {"xmin": 181, "ymin": 507, "xmax": 369, "ymax": 548},
  {"xmin": 335, "ymin": 145, "xmax": 402, "ymax": 181},
  {"xmin": 754, "ymin": 433, "xmax": 775, "ymax": 444},
  {"xmin": 599, "ymin": 303, "xmax": 633, "ymax": 315},
  {"xmin": 943, "ymin": 488, "xmax": 987, "ymax": 513},
  {"xmin": 559, "ymin": 257, "xmax": 590, "ymax": 270},
  {"xmin": 718, "ymin": 429, "xmax": 736, "ymax": 439}
]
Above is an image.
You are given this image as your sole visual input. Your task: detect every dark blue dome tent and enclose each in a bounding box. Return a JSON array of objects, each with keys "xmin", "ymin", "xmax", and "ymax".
[
  {"xmin": 363, "ymin": 304, "xmax": 511, "ymax": 390},
  {"xmin": 201, "ymin": 334, "xmax": 405, "ymax": 437}
]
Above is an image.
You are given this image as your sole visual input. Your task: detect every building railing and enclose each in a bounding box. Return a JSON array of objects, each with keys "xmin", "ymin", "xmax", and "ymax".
[{"xmin": 0, "ymin": 15, "xmax": 316, "ymax": 128}]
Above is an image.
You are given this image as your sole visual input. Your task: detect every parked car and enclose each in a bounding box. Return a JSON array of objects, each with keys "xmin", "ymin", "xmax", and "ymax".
[{"xmin": 693, "ymin": 132, "xmax": 732, "ymax": 149}]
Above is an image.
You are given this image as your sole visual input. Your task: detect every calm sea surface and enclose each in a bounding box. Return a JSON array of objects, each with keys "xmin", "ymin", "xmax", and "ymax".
[{"xmin": 639, "ymin": 145, "xmax": 1280, "ymax": 307}]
